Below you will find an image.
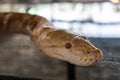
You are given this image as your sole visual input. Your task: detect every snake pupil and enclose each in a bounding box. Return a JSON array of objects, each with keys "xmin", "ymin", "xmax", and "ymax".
[{"xmin": 65, "ymin": 42, "xmax": 72, "ymax": 49}]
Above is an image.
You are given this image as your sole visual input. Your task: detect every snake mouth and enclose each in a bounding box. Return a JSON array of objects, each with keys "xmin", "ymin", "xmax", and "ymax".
[
  {"xmin": 65, "ymin": 49, "xmax": 103, "ymax": 66},
  {"xmin": 83, "ymin": 49, "xmax": 103, "ymax": 66}
]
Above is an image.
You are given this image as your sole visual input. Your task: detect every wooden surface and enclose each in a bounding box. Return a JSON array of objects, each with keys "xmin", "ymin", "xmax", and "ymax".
[
  {"xmin": 0, "ymin": 34, "xmax": 120, "ymax": 80},
  {"xmin": 0, "ymin": 34, "xmax": 67, "ymax": 80}
]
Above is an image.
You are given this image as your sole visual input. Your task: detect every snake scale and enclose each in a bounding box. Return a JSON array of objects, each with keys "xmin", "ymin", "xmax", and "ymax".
[{"xmin": 0, "ymin": 12, "xmax": 103, "ymax": 66}]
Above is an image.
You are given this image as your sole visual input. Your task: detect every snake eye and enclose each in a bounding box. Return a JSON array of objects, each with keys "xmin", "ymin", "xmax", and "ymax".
[{"xmin": 65, "ymin": 42, "xmax": 72, "ymax": 49}]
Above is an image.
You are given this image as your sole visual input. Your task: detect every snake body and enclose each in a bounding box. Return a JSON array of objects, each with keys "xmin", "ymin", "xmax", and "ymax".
[{"xmin": 0, "ymin": 12, "xmax": 103, "ymax": 66}]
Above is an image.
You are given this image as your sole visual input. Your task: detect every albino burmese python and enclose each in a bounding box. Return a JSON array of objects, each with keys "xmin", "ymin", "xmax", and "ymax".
[{"xmin": 0, "ymin": 12, "xmax": 103, "ymax": 66}]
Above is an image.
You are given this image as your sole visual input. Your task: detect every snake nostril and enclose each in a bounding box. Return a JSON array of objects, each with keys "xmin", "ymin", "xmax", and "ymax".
[
  {"xmin": 95, "ymin": 55, "xmax": 98, "ymax": 59},
  {"xmin": 65, "ymin": 42, "xmax": 72, "ymax": 49}
]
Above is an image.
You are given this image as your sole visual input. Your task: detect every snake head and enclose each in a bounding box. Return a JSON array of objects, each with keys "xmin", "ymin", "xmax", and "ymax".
[
  {"xmin": 64, "ymin": 36, "xmax": 103, "ymax": 66},
  {"xmin": 36, "ymin": 29, "xmax": 103, "ymax": 66}
]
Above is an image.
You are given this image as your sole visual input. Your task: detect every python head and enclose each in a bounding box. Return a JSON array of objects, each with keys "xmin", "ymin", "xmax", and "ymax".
[{"xmin": 34, "ymin": 29, "xmax": 103, "ymax": 66}]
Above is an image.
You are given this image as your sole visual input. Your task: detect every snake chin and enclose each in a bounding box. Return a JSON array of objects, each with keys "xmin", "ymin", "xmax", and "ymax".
[{"xmin": 67, "ymin": 49, "xmax": 103, "ymax": 66}]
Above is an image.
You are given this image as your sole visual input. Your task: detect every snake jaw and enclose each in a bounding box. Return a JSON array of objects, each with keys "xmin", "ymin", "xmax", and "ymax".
[
  {"xmin": 78, "ymin": 49, "xmax": 103, "ymax": 66},
  {"xmin": 60, "ymin": 48, "xmax": 103, "ymax": 66}
]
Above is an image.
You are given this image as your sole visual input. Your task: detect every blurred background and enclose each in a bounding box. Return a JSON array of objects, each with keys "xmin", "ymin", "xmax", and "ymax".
[{"xmin": 0, "ymin": 0, "xmax": 120, "ymax": 80}]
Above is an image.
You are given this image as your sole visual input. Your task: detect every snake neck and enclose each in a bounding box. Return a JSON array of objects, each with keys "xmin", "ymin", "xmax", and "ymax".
[
  {"xmin": 0, "ymin": 12, "xmax": 52, "ymax": 36},
  {"xmin": 0, "ymin": 12, "xmax": 55, "ymax": 48},
  {"xmin": 0, "ymin": 13, "xmax": 26, "ymax": 35}
]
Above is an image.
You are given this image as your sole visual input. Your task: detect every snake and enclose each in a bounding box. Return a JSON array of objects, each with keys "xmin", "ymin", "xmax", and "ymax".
[{"xmin": 0, "ymin": 12, "xmax": 103, "ymax": 66}]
